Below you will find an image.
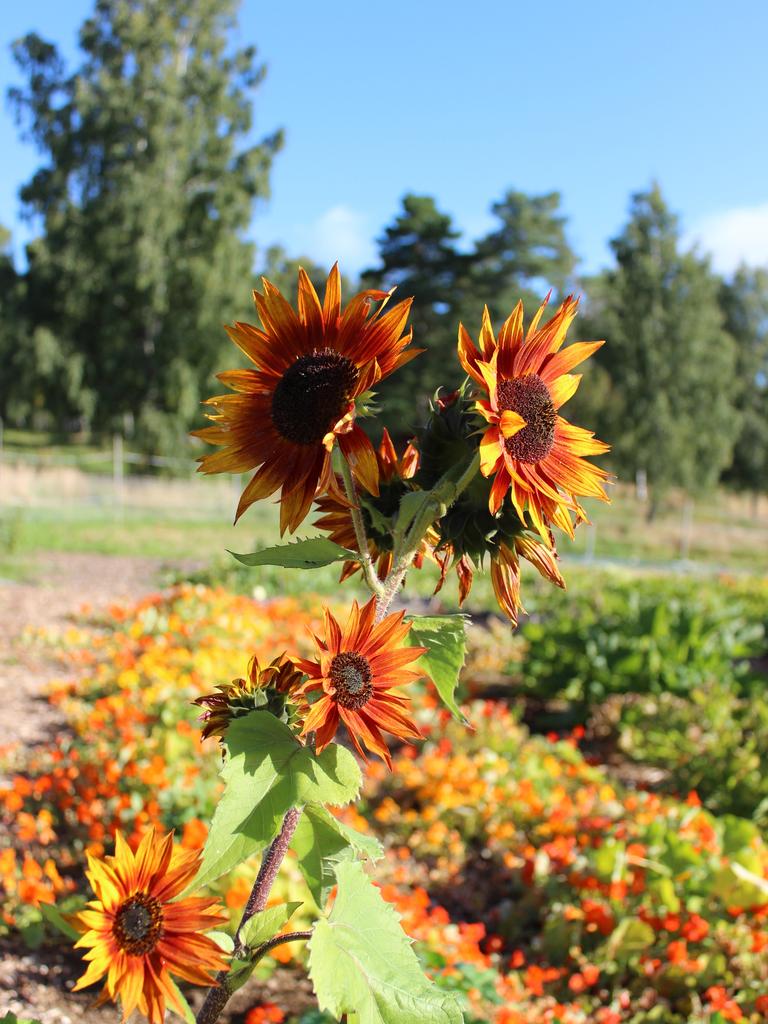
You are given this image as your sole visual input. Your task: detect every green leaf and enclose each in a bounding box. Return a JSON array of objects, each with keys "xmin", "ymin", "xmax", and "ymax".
[
  {"xmin": 167, "ymin": 978, "xmax": 196, "ymax": 1024},
  {"xmin": 39, "ymin": 902, "xmax": 81, "ymax": 940},
  {"xmin": 606, "ymin": 917, "xmax": 655, "ymax": 961},
  {"xmin": 407, "ymin": 614, "xmax": 468, "ymax": 723},
  {"xmin": 308, "ymin": 861, "xmax": 463, "ymax": 1024},
  {"xmin": 229, "ymin": 537, "xmax": 357, "ymax": 569},
  {"xmin": 207, "ymin": 929, "xmax": 235, "ymax": 953},
  {"xmin": 713, "ymin": 860, "xmax": 768, "ymax": 908},
  {"xmin": 225, "ymin": 903, "xmax": 304, "ymax": 994},
  {"xmin": 241, "ymin": 901, "xmax": 303, "ymax": 949},
  {"xmin": 1, "ymin": 1015, "xmax": 43, "ymax": 1024},
  {"xmin": 292, "ymin": 804, "xmax": 384, "ymax": 907},
  {"xmin": 191, "ymin": 712, "xmax": 362, "ymax": 890}
]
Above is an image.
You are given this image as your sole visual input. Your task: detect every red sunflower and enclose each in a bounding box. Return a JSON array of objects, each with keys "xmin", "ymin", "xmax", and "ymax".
[
  {"xmin": 293, "ymin": 597, "xmax": 425, "ymax": 768},
  {"xmin": 458, "ymin": 295, "xmax": 610, "ymax": 539},
  {"xmin": 194, "ymin": 265, "xmax": 418, "ymax": 534},
  {"xmin": 314, "ymin": 428, "xmax": 434, "ymax": 583}
]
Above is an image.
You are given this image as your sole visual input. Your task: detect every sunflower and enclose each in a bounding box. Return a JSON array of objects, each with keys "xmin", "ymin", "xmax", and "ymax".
[
  {"xmin": 458, "ymin": 295, "xmax": 610, "ymax": 539},
  {"xmin": 194, "ymin": 654, "xmax": 306, "ymax": 742},
  {"xmin": 314, "ymin": 428, "xmax": 434, "ymax": 583},
  {"xmin": 72, "ymin": 830, "xmax": 228, "ymax": 1024},
  {"xmin": 194, "ymin": 265, "xmax": 418, "ymax": 534},
  {"xmin": 293, "ymin": 598, "xmax": 425, "ymax": 768}
]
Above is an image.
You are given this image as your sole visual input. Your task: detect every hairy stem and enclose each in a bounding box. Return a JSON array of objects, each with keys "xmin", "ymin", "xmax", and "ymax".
[
  {"xmin": 195, "ymin": 807, "xmax": 303, "ymax": 1024},
  {"xmin": 339, "ymin": 454, "xmax": 386, "ymax": 599},
  {"xmin": 377, "ymin": 451, "xmax": 481, "ymax": 622}
]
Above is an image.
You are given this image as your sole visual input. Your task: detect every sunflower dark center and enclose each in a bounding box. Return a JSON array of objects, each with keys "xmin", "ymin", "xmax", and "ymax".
[
  {"xmin": 113, "ymin": 893, "xmax": 163, "ymax": 956},
  {"xmin": 496, "ymin": 373, "xmax": 556, "ymax": 464},
  {"xmin": 329, "ymin": 651, "xmax": 373, "ymax": 710},
  {"xmin": 271, "ymin": 349, "xmax": 359, "ymax": 446}
]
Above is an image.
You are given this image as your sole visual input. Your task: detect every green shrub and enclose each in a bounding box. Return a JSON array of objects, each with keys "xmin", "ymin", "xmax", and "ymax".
[
  {"xmin": 618, "ymin": 681, "xmax": 768, "ymax": 821},
  {"xmin": 518, "ymin": 573, "xmax": 765, "ymax": 705}
]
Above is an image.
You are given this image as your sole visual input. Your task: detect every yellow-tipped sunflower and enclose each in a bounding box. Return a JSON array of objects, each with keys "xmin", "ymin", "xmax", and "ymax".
[
  {"xmin": 72, "ymin": 830, "xmax": 228, "ymax": 1024},
  {"xmin": 458, "ymin": 295, "xmax": 610, "ymax": 539},
  {"xmin": 314, "ymin": 428, "xmax": 433, "ymax": 583},
  {"xmin": 293, "ymin": 597, "xmax": 425, "ymax": 768},
  {"xmin": 194, "ymin": 265, "xmax": 418, "ymax": 534}
]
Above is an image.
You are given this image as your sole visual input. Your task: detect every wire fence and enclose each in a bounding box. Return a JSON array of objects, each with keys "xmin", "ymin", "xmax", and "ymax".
[
  {"xmin": 0, "ymin": 434, "xmax": 766, "ymax": 573},
  {"xmin": 0, "ymin": 435, "xmax": 241, "ymax": 516}
]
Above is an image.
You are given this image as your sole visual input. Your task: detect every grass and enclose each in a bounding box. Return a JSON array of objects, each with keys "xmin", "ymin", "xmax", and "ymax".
[{"xmin": 1, "ymin": 445, "xmax": 766, "ymax": 586}]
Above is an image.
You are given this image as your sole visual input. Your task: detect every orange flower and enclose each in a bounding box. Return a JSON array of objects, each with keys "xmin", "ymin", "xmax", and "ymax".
[
  {"xmin": 245, "ymin": 1005, "xmax": 286, "ymax": 1024},
  {"xmin": 294, "ymin": 598, "xmax": 425, "ymax": 768},
  {"xmin": 72, "ymin": 830, "xmax": 228, "ymax": 1024},
  {"xmin": 314, "ymin": 428, "xmax": 433, "ymax": 583},
  {"xmin": 458, "ymin": 296, "xmax": 609, "ymax": 538},
  {"xmin": 194, "ymin": 265, "xmax": 418, "ymax": 533}
]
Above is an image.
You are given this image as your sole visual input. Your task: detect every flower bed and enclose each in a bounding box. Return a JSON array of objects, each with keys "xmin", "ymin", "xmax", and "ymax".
[{"xmin": 3, "ymin": 584, "xmax": 768, "ymax": 1022}]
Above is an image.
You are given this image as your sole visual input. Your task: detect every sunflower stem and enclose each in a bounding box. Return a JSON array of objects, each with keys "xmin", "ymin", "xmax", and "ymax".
[
  {"xmin": 195, "ymin": 807, "xmax": 303, "ymax": 1024},
  {"xmin": 377, "ymin": 451, "xmax": 481, "ymax": 622},
  {"xmin": 339, "ymin": 453, "xmax": 386, "ymax": 600}
]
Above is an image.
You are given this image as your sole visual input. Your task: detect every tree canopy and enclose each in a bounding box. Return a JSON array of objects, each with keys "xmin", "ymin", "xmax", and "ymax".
[
  {"xmin": 6, "ymin": 0, "xmax": 281, "ymax": 448},
  {"xmin": 582, "ymin": 185, "xmax": 738, "ymax": 509}
]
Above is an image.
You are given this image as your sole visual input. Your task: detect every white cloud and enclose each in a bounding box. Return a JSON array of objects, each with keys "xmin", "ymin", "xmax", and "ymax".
[
  {"xmin": 307, "ymin": 205, "xmax": 377, "ymax": 276},
  {"xmin": 687, "ymin": 202, "xmax": 768, "ymax": 273}
]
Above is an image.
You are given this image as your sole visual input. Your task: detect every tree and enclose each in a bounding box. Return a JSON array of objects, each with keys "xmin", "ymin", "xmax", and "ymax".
[
  {"xmin": 719, "ymin": 267, "xmax": 768, "ymax": 498},
  {"xmin": 9, "ymin": 0, "xmax": 282, "ymax": 449},
  {"xmin": 362, "ymin": 194, "xmax": 471, "ymax": 431},
  {"xmin": 471, "ymin": 189, "xmax": 576, "ymax": 320},
  {"xmin": 584, "ymin": 185, "xmax": 738, "ymax": 513}
]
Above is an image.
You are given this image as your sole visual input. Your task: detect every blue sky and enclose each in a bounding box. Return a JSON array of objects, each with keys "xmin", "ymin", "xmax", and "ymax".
[{"xmin": 2, "ymin": 0, "xmax": 767, "ymax": 278}]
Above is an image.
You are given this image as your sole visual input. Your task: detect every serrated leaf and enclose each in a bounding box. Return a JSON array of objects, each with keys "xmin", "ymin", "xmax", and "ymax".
[
  {"xmin": 407, "ymin": 614, "xmax": 468, "ymax": 723},
  {"xmin": 292, "ymin": 804, "xmax": 384, "ymax": 907},
  {"xmin": 241, "ymin": 901, "xmax": 303, "ymax": 949},
  {"xmin": 229, "ymin": 537, "xmax": 357, "ymax": 569},
  {"xmin": 190, "ymin": 713, "xmax": 362, "ymax": 890},
  {"xmin": 308, "ymin": 861, "xmax": 463, "ymax": 1024},
  {"xmin": 39, "ymin": 902, "xmax": 81, "ymax": 940}
]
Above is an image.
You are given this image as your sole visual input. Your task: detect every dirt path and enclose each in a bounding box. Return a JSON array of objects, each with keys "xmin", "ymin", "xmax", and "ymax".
[{"xmin": 0, "ymin": 552, "xmax": 166, "ymax": 748}]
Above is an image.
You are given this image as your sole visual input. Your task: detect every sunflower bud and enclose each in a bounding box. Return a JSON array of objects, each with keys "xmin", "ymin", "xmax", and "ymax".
[{"xmin": 193, "ymin": 655, "xmax": 306, "ymax": 742}]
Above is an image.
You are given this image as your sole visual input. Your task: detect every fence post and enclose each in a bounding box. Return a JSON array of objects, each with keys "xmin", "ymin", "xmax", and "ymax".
[
  {"xmin": 113, "ymin": 433, "xmax": 124, "ymax": 519},
  {"xmin": 679, "ymin": 500, "xmax": 694, "ymax": 561},
  {"xmin": 585, "ymin": 523, "xmax": 597, "ymax": 563}
]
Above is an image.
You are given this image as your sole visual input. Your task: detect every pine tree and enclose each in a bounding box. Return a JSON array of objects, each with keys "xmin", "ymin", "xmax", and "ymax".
[
  {"xmin": 585, "ymin": 185, "xmax": 738, "ymax": 513},
  {"xmin": 362, "ymin": 194, "xmax": 471, "ymax": 432},
  {"xmin": 471, "ymin": 189, "xmax": 576, "ymax": 320},
  {"xmin": 9, "ymin": 0, "xmax": 282, "ymax": 449},
  {"xmin": 719, "ymin": 267, "xmax": 768, "ymax": 497}
]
